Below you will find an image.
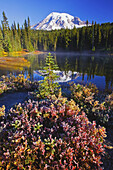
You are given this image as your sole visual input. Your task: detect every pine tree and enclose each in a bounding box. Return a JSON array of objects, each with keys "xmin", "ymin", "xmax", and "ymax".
[
  {"xmin": 79, "ymin": 27, "xmax": 85, "ymax": 51},
  {"xmin": 28, "ymin": 17, "xmax": 33, "ymax": 51},
  {"xmin": 85, "ymin": 20, "xmax": 91, "ymax": 50},
  {"xmin": 10, "ymin": 27, "xmax": 15, "ymax": 51},
  {"xmin": 24, "ymin": 19, "xmax": 28, "ymax": 35},
  {"xmin": 38, "ymin": 53, "xmax": 60, "ymax": 98},
  {"xmin": 17, "ymin": 23, "xmax": 22, "ymax": 50},
  {"xmin": 53, "ymin": 31, "xmax": 57, "ymax": 51},
  {"xmin": 65, "ymin": 29, "xmax": 71, "ymax": 49},
  {"xmin": 17, "ymin": 23, "xmax": 21, "ymax": 38},
  {"xmin": 15, "ymin": 27, "xmax": 21, "ymax": 51},
  {"xmin": 0, "ymin": 27, "xmax": 3, "ymax": 51},
  {"xmin": 105, "ymin": 26, "xmax": 109, "ymax": 49},
  {"xmin": 21, "ymin": 22, "xmax": 28, "ymax": 50},
  {"xmin": 2, "ymin": 11, "xmax": 12, "ymax": 52},
  {"xmin": 27, "ymin": 17, "xmax": 30, "ymax": 41},
  {"xmin": 69, "ymin": 27, "xmax": 77, "ymax": 51},
  {"xmin": 94, "ymin": 22, "xmax": 97, "ymax": 49},
  {"xmin": 97, "ymin": 24, "xmax": 101, "ymax": 48},
  {"xmin": 76, "ymin": 30, "xmax": 79, "ymax": 50},
  {"xmin": 25, "ymin": 17, "xmax": 34, "ymax": 51},
  {"xmin": 91, "ymin": 21, "xmax": 95, "ymax": 50},
  {"xmin": 86, "ymin": 20, "xmax": 89, "ymax": 26}
]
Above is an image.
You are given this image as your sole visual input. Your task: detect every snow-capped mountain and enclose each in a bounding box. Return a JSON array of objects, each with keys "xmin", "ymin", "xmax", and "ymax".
[{"xmin": 31, "ymin": 12, "xmax": 90, "ymax": 31}]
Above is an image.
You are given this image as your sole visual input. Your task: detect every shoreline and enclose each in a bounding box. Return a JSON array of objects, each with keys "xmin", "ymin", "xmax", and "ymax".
[
  {"xmin": 0, "ymin": 50, "xmax": 46, "ymax": 57},
  {"xmin": 0, "ymin": 50, "xmax": 113, "ymax": 57}
]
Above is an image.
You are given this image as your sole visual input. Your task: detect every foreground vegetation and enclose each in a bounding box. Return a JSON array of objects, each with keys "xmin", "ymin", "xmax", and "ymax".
[
  {"xmin": 0, "ymin": 95, "xmax": 107, "ymax": 169},
  {"xmin": 0, "ymin": 74, "xmax": 39, "ymax": 95},
  {"xmin": 0, "ymin": 53, "xmax": 113, "ymax": 169},
  {"xmin": 0, "ymin": 11, "xmax": 113, "ymax": 53}
]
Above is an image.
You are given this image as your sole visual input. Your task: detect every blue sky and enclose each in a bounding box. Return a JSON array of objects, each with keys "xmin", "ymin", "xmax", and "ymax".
[{"xmin": 0, "ymin": 0, "xmax": 113, "ymax": 26}]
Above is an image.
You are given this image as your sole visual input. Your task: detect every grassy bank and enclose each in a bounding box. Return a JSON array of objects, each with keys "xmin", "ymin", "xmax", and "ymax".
[{"xmin": 0, "ymin": 50, "xmax": 45, "ymax": 57}]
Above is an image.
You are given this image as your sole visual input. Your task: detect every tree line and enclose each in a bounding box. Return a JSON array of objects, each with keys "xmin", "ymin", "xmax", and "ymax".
[
  {"xmin": 0, "ymin": 11, "xmax": 33, "ymax": 52},
  {"xmin": 0, "ymin": 11, "xmax": 113, "ymax": 52}
]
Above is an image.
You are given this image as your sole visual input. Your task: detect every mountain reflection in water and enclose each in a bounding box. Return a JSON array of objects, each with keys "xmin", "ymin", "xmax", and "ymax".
[
  {"xmin": 0, "ymin": 52, "xmax": 113, "ymax": 91},
  {"xmin": 34, "ymin": 70, "xmax": 82, "ymax": 82}
]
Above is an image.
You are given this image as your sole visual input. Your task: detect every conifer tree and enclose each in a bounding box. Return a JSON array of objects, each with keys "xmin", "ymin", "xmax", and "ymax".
[
  {"xmin": 17, "ymin": 23, "xmax": 21, "ymax": 38},
  {"xmin": 27, "ymin": 17, "xmax": 30, "ymax": 38},
  {"xmin": 69, "ymin": 27, "xmax": 77, "ymax": 50},
  {"xmin": 54, "ymin": 36, "xmax": 57, "ymax": 51},
  {"xmin": 2, "ymin": 11, "xmax": 12, "ymax": 52},
  {"xmin": 79, "ymin": 27, "xmax": 85, "ymax": 51},
  {"xmin": 94, "ymin": 22, "xmax": 97, "ymax": 49},
  {"xmin": 10, "ymin": 27, "xmax": 15, "ymax": 51},
  {"xmin": 91, "ymin": 21, "xmax": 95, "ymax": 50},
  {"xmin": 65, "ymin": 29, "xmax": 71, "ymax": 49},
  {"xmin": 0, "ymin": 27, "xmax": 3, "ymax": 51},
  {"xmin": 86, "ymin": 20, "xmax": 89, "ymax": 26},
  {"xmin": 105, "ymin": 26, "xmax": 109, "ymax": 49},
  {"xmin": 97, "ymin": 24, "xmax": 101, "ymax": 48},
  {"xmin": 38, "ymin": 53, "xmax": 60, "ymax": 98},
  {"xmin": 22, "ymin": 22, "xmax": 28, "ymax": 49},
  {"xmin": 15, "ymin": 27, "xmax": 21, "ymax": 51},
  {"xmin": 26, "ymin": 17, "xmax": 34, "ymax": 51},
  {"xmin": 17, "ymin": 23, "xmax": 22, "ymax": 50},
  {"xmin": 76, "ymin": 30, "xmax": 79, "ymax": 50}
]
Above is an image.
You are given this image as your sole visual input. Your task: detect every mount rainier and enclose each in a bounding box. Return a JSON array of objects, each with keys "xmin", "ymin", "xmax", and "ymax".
[{"xmin": 31, "ymin": 12, "xmax": 90, "ymax": 31}]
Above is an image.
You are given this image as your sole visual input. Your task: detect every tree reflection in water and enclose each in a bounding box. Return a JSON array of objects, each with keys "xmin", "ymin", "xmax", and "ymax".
[{"xmin": 0, "ymin": 53, "xmax": 113, "ymax": 91}]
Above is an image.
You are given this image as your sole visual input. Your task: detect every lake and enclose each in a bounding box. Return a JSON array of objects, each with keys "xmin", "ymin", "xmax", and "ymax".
[{"xmin": 0, "ymin": 52, "xmax": 113, "ymax": 91}]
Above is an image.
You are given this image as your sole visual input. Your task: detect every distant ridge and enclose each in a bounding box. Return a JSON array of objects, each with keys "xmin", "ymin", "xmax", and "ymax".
[{"xmin": 31, "ymin": 12, "xmax": 90, "ymax": 31}]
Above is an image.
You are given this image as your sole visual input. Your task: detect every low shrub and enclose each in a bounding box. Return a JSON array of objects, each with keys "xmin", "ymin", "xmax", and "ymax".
[
  {"xmin": 0, "ymin": 81, "xmax": 8, "ymax": 95},
  {"xmin": 70, "ymin": 83, "xmax": 111, "ymax": 125},
  {"xmin": 0, "ymin": 74, "xmax": 39, "ymax": 95},
  {"xmin": 105, "ymin": 93, "xmax": 113, "ymax": 124},
  {"xmin": 0, "ymin": 105, "xmax": 5, "ymax": 117},
  {"xmin": 0, "ymin": 96, "xmax": 107, "ymax": 169},
  {"xmin": 105, "ymin": 92, "xmax": 113, "ymax": 110}
]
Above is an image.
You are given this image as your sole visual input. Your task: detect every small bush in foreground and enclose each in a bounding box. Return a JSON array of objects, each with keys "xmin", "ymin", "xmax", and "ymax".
[
  {"xmin": 70, "ymin": 83, "xmax": 111, "ymax": 125},
  {"xmin": 105, "ymin": 92, "xmax": 113, "ymax": 110},
  {"xmin": 0, "ymin": 96, "xmax": 107, "ymax": 169},
  {"xmin": 0, "ymin": 74, "xmax": 39, "ymax": 95},
  {"xmin": 0, "ymin": 105, "xmax": 5, "ymax": 117},
  {"xmin": 38, "ymin": 53, "xmax": 60, "ymax": 99}
]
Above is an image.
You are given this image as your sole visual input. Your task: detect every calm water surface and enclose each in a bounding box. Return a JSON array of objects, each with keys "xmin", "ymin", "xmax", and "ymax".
[{"xmin": 0, "ymin": 52, "xmax": 113, "ymax": 91}]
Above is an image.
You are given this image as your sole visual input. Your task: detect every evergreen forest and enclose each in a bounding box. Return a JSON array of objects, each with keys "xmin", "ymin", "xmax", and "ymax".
[{"xmin": 0, "ymin": 11, "xmax": 113, "ymax": 53}]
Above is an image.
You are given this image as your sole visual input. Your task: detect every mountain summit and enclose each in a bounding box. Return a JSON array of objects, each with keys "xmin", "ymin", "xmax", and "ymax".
[{"xmin": 31, "ymin": 12, "xmax": 89, "ymax": 31}]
